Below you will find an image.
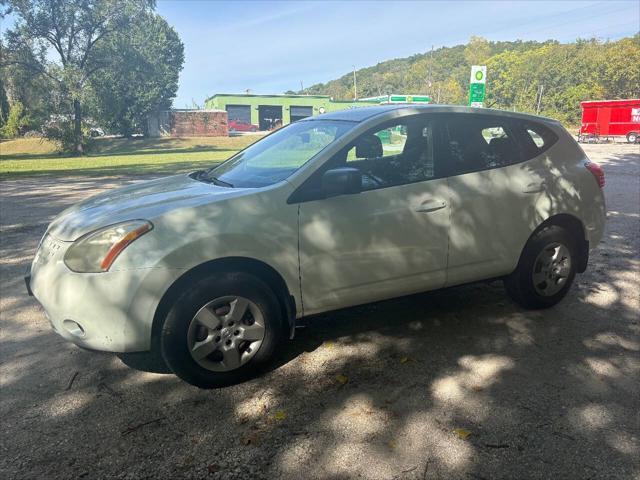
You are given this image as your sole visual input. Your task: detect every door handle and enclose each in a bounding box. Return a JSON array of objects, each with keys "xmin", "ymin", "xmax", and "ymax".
[
  {"xmin": 415, "ymin": 199, "xmax": 447, "ymax": 213},
  {"xmin": 522, "ymin": 182, "xmax": 546, "ymax": 194}
]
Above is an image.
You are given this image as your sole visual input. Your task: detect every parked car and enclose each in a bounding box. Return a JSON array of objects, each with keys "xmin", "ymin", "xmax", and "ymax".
[
  {"xmin": 27, "ymin": 105, "xmax": 606, "ymax": 388},
  {"xmin": 228, "ymin": 119, "xmax": 258, "ymax": 132}
]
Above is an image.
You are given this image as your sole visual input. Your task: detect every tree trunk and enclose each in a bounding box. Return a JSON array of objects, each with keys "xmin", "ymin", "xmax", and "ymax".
[{"xmin": 73, "ymin": 99, "xmax": 84, "ymax": 155}]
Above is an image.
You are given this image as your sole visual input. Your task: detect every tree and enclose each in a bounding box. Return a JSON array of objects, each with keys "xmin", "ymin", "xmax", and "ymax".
[
  {"xmin": 0, "ymin": 37, "xmax": 57, "ymax": 131},
  {"xmin": 89, "ymin": 12, "xmax": 184, "ymax": 136},
  {"xmin": 2, "ymin": 0, "xmax": 153, "ymax": 153},
  {"xmin": 0, "ymin": 76, "xmax": 10, "ymax": 127},
  {"xmin": 0, "ymin": 101, "xmax": 28, "ymax": 137},
  {"xmin": 464, "ymin": 36, "xmax": 492, "ymax": 66},
  {"xmin": 603, "ymin": 35, "xmax": 640, "ymax": 99}
]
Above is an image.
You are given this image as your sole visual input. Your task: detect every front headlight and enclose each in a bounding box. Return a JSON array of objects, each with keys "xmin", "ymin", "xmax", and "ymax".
[{"xmin": 64, "ymin": 220, "xmax": 153, "ymax": 273}]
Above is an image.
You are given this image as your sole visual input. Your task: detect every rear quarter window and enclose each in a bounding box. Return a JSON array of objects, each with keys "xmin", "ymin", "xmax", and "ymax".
[{"xmin": 518, "ymin": 121, "xmax": 559, "ymax": 160}]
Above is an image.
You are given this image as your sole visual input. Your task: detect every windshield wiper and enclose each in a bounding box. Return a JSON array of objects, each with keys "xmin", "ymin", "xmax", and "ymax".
[
  {"xmin": 208, "ymin": 175, "xmax": 234, "ymax": 188},
  {"xmin": 192, "ymin": 170, "xmax": 234, "ymax": 188}
]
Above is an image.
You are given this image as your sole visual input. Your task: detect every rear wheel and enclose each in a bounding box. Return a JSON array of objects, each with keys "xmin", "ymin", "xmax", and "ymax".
[
  {"xmin": 627, "ymin": 132, "xmax": 638, "ymax": 144},
  {"xmin": 504, "ymin": 226, "xmax": 577, "ymax": 309},
  {"xmin": 160, "ymin": 272, "xmax": 284, "ymax": 388}
]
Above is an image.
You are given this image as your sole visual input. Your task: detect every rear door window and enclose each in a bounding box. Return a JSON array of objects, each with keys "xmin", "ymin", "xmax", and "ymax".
[{"xmin": 443, "ymin": 115, "xmax": 522, "ymax": 176}]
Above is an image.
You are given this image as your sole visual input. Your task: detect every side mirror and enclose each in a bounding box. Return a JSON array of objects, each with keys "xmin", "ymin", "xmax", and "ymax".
[{"xmin": 321, "ymin": 168, "xmax": 362, "ymax": 198}]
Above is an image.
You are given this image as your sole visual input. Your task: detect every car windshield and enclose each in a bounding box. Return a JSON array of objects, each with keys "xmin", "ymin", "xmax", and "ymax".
[{"xmin": 204, "ymin": 120, "xmax": 355, "ymax": 188}]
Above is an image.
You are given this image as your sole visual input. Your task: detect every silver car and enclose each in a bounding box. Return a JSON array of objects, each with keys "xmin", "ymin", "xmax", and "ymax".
[{"xmin": 27, "ymin": 105, "xmax": 606, "ymax": 388}]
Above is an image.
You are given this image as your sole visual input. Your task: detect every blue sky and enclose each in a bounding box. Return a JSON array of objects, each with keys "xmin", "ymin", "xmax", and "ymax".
[
  {"xmin": 3, "ymin": 1, "xmax": 638, "ymax": 107},
  {"xmin": 158, "ymin": 0, "xmax": 639, "ymax": 107}
]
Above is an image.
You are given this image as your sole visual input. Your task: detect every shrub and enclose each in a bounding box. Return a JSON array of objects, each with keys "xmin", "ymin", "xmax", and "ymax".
[
  {"xmin": 23, "ymin": 130, "xmax": 44, "ymax": 138},
  {"xmin": 42, "ymin": 117, "xmax": 93, "ymax": 153},
  {"xmin": 1, "ymin": 102, "xmax": 30, "ymax": 138}
]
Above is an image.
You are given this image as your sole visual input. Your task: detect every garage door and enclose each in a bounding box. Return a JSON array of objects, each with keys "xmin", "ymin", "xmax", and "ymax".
[
  {"xmin": 290, "ymin": 106, "xmax": 313, "ymax": 122},
  {"xmin": 226, "ymin": 105, "xmax": 251, "ymax": 124}
]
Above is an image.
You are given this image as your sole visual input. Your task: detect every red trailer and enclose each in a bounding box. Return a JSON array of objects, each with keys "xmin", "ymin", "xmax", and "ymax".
[{"xmin": 578, "ymin": 99, "xmax": 640, "ymax": 143}]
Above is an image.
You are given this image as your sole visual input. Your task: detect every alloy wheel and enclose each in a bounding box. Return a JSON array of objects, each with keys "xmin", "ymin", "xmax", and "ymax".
[
  {"xmin": 186, "ymin": 296, "xmax": 265, "ymax": 372},
  {"xmin": 532, "ymin": 242, "xmax": 572, "ymax": 296}
]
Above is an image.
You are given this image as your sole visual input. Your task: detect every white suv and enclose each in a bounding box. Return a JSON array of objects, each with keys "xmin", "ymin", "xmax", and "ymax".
[{"xmin": 27, "ymin": 105, "xmax": 606, "ymax": 388}]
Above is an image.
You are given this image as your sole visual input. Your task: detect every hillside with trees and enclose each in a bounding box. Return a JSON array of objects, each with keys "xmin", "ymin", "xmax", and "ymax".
[{"xmin": 302, "ymin": 35, "xmax": 639, "ymax": 125}]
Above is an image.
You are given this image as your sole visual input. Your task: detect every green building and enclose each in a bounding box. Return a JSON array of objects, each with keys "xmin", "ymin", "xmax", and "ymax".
[
  {"xmin": 204, "ymin": 93, "xmax": 379, "ymax": 130},
  {"xmin": 204, "ymin": 93, "xmax": 432, "ymax": 131}
]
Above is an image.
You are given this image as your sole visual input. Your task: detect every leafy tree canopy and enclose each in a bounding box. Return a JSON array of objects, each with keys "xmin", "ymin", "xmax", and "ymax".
[
  {"xmin": 304, "ymin": 35, "xmax": 639, "ymax": 124},
  {"xmin": 89, "ymin": 12, "xmax": 184, "ymax": 136}
]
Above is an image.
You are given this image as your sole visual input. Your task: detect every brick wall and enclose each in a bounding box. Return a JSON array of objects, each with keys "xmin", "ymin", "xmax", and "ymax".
[{"xmin": 169, "ymin": 110, "xmax": 228, "ymax": 137}]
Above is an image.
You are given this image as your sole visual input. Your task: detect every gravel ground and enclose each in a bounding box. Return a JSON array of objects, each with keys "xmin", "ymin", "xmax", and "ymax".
[{"xmin": 1, "ymin": 144, "xmax": 639, "ymax": 480}]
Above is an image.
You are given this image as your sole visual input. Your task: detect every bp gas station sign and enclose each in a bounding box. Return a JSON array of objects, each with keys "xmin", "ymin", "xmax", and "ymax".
[{"xmin": 468, "ymin": 65, "xmax": 487, "ymax": 107}]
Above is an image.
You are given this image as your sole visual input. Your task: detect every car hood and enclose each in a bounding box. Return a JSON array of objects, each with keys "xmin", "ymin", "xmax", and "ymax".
[{"xmin": 47, "ymin": 174, "xmax": 249, "ymax": 241}]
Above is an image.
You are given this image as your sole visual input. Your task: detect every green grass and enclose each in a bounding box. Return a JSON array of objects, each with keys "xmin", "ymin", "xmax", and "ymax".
[{"xmin": 0, "ymin": 136, "xmax": 262, "ymax": 177}]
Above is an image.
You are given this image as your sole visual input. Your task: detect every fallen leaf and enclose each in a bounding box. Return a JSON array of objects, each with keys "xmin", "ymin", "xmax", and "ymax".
[
  {"xmin": 400, "ymin": 356, "xmax": 410, "ymax": 364},
  {"xmin": 323, "ymin": 341, "xmax": 335, "ymax": 349},
  {"xmin": 454, "ymin": 428, "xmax": 472, "ymax": 439},
  {"xmin": 388, "ymin": 440, "xmax": 397, "ymax": 449},
  {"xmin": 335, "ymin": 374, "xmax": 349, "ymax": 385},
  {"xmin": 272, "ymin": 410, "xmax": 287, "ymax": 421},
  {"xmin": 471, "ymin": 385, "xmax": 484, "ymax": 391}
]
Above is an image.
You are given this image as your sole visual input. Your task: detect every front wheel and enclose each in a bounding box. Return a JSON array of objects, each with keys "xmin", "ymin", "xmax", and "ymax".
[
  {"xmin": 627, "ymin": 132, "xmax": 638, "ymax": 144},
  {"xmin": 504, "ymin": 226, "xmax": 577, "ymax": 309},
  {"xmin": 160, "ymin": 272, "xmax": 284, "ymax": 388}
]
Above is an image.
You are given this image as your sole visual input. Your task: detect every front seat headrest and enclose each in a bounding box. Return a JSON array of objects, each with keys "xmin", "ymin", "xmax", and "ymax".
[{"xmin": 355, "ymin": 134, "xmax": 383, "ymax": 159}]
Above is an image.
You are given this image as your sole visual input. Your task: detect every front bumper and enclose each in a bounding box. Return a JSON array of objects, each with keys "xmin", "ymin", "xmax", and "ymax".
[{"xmin": 28, "ymin": 234, "xmax": 179, "ymax": 353}]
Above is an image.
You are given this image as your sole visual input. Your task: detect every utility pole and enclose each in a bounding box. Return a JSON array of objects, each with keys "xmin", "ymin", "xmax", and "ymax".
[
  {"xmin": 536, "ymin": 84, "xmax": 544, "ymax": 114},
  {"xmin": 300, "ymin": 80, "xmax": 304, "ymax": 94},
  {"xmin": 352, "ymin": 65, "xmax": 358, "ymax": 101}
]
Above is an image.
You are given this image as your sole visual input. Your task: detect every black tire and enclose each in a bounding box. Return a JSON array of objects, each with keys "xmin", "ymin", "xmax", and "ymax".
[
  {"xmin": 160, "ymin": 272, "xmax": 284, "ymax": 388},
  {"xmin": 627, "ymin": 132, "xmax": 638, "ymax": 144},
  {"xmin": 504, "ymin": 225, "xmax": 577, "ymax": 309}
]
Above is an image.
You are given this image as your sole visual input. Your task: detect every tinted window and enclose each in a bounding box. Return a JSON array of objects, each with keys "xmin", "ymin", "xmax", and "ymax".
[
  {"xmin": 518, "ymin": 121, "xmax": 559, "ymax": 159},
  {"xmin": 527, "ymin": 129, "xmax": 545, "ymax": 147},
  {"xmin": 340, "ymin": 116, "xmax": 436, "ymax": 191},
  {"xmin": 444, "ymin": 115, "xmax": 522, "ymax": 175}
]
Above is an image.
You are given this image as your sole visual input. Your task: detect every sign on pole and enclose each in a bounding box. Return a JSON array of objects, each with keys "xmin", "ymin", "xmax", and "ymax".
[{"xmin": 468, "ymin": 65, "xmax": 487, "ymax": 107}]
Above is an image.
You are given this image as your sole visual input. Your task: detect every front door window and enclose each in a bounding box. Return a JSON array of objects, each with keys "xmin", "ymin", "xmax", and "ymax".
[{"xmin": 339, "ymin": 117, "xmax": 437, "ymax": 190}]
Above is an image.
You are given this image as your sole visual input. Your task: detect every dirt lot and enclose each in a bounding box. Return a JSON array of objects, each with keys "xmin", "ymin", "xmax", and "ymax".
[{"xmin": 1, "ymin": 144, "xmax": 638, "ymax": 479}]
